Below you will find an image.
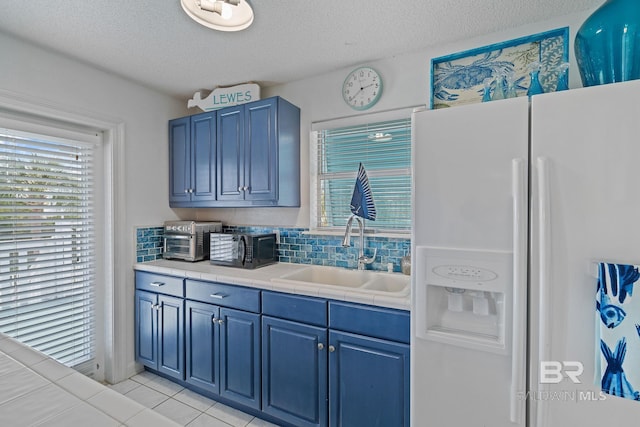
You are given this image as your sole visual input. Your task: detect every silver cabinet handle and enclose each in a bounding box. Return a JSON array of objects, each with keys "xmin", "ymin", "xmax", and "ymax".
[
  {"xmin": 217, "ymin": 319, "xmax": 224, "ymax": 325},
  {"xmin": 209, "ymin": 293, "xmax": 226, "ymax": 299},
  {"xmin": 238, "ymin": 186, "xmax": 243, "ymax": 192},
  {"xmin": 149, "ymin": 282, "xmax": 165, "ymax": 287},
  {"xmin": 317, "ymin": 343, "xmax": 324, "ymax": 350},
  {"xmin": 328, "ymin": 345, "xmax": 335, "ymax": 353},
  {"xmin": 212, "ymin": 317, "xmax": 217, "ymax": 324},
  {"xmin": 243, "ymin": 186, "xmax": 249, "ymax": 191},
  {"xmin": 189, "ymin": 188, "xmax": 194, "ymax": 193},
  {"xmin": 184, "ymin": 189, "xmax": 189, "ymax": 193}
]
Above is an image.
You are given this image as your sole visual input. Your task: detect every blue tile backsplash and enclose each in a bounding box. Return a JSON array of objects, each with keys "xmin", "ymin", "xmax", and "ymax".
[
  {"xmin": 136, "ymin": 226, "xmax": 164, "ymax": 262},
  {"xmin": 135, "ymin": 225, "xmax": 410, "ymax": 272}
]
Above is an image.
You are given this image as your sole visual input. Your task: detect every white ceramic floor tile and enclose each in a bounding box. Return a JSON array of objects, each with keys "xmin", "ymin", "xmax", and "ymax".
[
  {"xmin": 129, "ymin": 370, "xmax": 157, "ymax": 385},
  {"xmin": 109, "ymin": 378, "xmax": 141, "ymax": 395},
  {"xmin": 5, "ymin": 345, "xmax": 47, "ymax": 367},
  {"xmin": 0, "ymin": 337, "xmax": 23, "ymax": 353},
  {"xmin": 33, "ymin": 401, "xmax": 120, "ymax": 427},
  {"xmin": 0, "ymin": 353, "xmax": 23, "ymax": 376},
  {"xmin": 247, "ymin": 417, "xmax": 283, "ymax": 427},
  {"xmin": 0, "ymin": 367, "xmax": 49, "ymax": 405},
  {"xmin": 57, "ymin": 372, "xmax": 108, "ymax": 400},
  {"xmin": 87, "ymin": 389, "xmax": 146, "ymax": 423},
  {"xmin": 125, "ymin": 384, "xmax": 170, "ymax": 408},
  {"xmin": 187, "ymin": 412, "xmax": 234, "ymax": 427},
  {"xmin": 206, "ymin": 402, "xmax": 254, "ymax": 427},
  {"xmin": 145, "ymin": 374, "xmax": 185, "ymax": 396},
  {"xmin": 0, "ymin": 383, "xmax": 78, "ymax": 426},
  {"xmin": 31, "ymin": 357, "xmax": 75, "ymax": 382},
  {"xmin": 126, "ymin": 408, "xmax": 182, "ymax": 427},
  {"xmin": 153, "ymin": 397, "xmax": 202, "ymax": 425},
  {"xmin": 173, "ymin": 388, "xmax": 216, "ymax": 412}
]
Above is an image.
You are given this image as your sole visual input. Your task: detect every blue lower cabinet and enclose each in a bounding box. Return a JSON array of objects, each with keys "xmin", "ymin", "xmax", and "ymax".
[
  {"xmin": 220, "ymin": 307, "xmax": 261, "ymax": 409},
  {"xmin": 185, "ymin": 300, "xmax": 261, "ymax": 410},
  {"xmin": 185, "ymin": 300, "xmax": 220, "ymax": 392},
  {"xmin": 135, "ymin": 290, "xmax": 157, "ymax": 368},
  {"xmin": 261, "ymin": 316, "xmax": 328, "ymax": 427},
  {"xmin": 134, "ymin": 290, "xmax": 184, "ymax": 381},
  {"xmin": 329, "ymin": 330, "xmax": 410, "ymax": 427},
  {"xmin": 158, "ymin": 295, "xmax": 184, "ymax": 380}
]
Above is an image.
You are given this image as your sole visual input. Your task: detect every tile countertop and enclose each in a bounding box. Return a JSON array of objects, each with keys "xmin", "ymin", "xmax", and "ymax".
[
  {"xmin": 0, "ymin": 333, "xmax": 179, "ymax": 427},
  {"xmin": 134, "ymin": 260, "xmax": 410, "ymax": 311}
]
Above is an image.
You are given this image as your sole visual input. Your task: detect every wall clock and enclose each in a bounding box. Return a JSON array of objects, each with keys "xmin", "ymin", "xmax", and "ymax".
[{"xmin": 342, "ymin": 66, "xmax": 383, "ymax": 110}]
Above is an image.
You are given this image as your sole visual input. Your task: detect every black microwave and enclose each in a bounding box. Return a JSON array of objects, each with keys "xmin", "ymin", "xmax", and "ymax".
[{"xmin": 209, "ymin": 232, "xmax": 277, "ymax": 269}]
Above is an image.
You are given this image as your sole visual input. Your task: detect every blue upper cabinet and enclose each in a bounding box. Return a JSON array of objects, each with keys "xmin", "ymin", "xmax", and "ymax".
[
  {"xmin": 217, "ymin": 97, "xmax": 300, "ymax": 207},
  {"xmin": 169, "ymin": 96, "xmax": 300, "ymax": 208},
  {"xmin": 217, "ymin": 105, "xmax": 244, "ymax": 201},
  {"xmin": 169, "ymin": 111, "xmax": 217, "ymax": 207}
]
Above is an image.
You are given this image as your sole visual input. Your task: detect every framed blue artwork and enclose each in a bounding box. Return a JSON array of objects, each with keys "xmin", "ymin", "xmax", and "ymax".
[{"xmin": 430, "ymin": 27, "xmax": 569, "ymax": 109}]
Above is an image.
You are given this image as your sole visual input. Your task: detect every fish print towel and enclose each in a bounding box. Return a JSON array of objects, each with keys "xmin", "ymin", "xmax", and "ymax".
[
  {"xmin": 597, "ymin": 262, "xmax": 640, "ymax": 401},
  {"xmin": 350, "ymin": 163, "xmax": 376, "ymax": 221}
]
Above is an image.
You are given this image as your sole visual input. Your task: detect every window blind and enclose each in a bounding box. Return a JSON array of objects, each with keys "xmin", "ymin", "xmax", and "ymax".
[
  {"xmin": 0, "ymin": 129, "xmax": 96, "ymax": 368},
  {"xmin": 316, "ymin": 118, "xmax": 411, "ymax": 231}
]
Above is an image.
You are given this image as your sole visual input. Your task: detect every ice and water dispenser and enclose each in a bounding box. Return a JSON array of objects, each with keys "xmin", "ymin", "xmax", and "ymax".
[{"xmin": 414, "ymin": 246, "xmax": 512, "ymax": 354}]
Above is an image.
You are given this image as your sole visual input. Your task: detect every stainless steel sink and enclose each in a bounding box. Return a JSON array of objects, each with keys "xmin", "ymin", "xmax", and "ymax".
[{"xmin": 272, "ymin": 265, "xmax": 409, "ymax": 295}]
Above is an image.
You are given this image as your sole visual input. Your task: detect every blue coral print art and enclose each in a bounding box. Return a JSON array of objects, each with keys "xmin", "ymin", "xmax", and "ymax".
[
  {"xmin": 597, "ymin": 262, "xmax": 640, "ymax": 401},
  {"xmin": 430, "ymin": 27, "xmax": 569, "ymax": 109}
]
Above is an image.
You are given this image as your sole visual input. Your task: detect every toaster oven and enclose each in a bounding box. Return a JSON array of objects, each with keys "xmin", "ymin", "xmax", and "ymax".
[{"xmin": 162, "ymin": 221, "xmax": 222, "ymax": 262}]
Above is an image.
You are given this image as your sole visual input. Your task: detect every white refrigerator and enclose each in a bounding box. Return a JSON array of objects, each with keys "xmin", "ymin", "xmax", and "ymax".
[{"xmin": 411, "ymin": 80, "xmax": 640, "ymax": 426}]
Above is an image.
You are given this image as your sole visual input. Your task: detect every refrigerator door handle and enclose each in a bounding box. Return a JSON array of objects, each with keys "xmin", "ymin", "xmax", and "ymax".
[
  {"xmin": 535, "ymin": 156, "xmax": 551, "ymax": 427},
  {"xmin": 510, "ymin": 158, "xmax": 527, "ymax": 425}
]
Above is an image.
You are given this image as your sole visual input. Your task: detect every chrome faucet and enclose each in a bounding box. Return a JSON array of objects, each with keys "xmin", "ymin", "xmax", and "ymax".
[{"xmin": 342, "ymin": 214, "xmax": 377, "ymax": 270}]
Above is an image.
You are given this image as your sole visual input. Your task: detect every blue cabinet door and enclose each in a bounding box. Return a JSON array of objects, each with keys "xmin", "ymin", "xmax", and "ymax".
[
  {"xmin": 217, "ymin": 106, "xmax": 244, "ymax": 201},
  {"xmin": 245, "ymin": 98, "xmax": 277, "ymax": 202},
  {"xmin": 158, "ymin": 295, "xmax": 184, "ymax": 380},
  {"xmin": 168, "ymin": 117, "xmax": 191, "ymax": 204},
  {"xmin": 329, "ymin": 330, "xmax": 410, "ymax": 427},
  {"xmin": 185, "ymin": 300, "xmax": 220, "ymax": 394},
  {"xmin": 135, "ymin": 290, "xmax": 157, "ymax": 369},
  {"xmin": 191, "ymin": 112, "xmax": 217, "ymax": 203},
  {"xmin": 220, "ymin": 308, "xmax": 260, "ymax": 409},
  {"xmin": 262, "ymin": 316, "xmax": 328, "ymax": 427}
]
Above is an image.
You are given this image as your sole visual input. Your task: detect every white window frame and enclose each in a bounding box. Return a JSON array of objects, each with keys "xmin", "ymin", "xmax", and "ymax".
[
  {"xmin": 310, "ymin": 107, "xmax": 415, "ymax": 237},
  {"xmin": 0, "ymin": 90, "xmax": 125, "ymax": 383},
  {"xmin": 0, "ymin": 122, "xmax": 102, "ymax": 373}
]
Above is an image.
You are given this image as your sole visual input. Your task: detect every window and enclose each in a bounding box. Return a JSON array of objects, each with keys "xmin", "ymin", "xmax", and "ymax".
[
  {"xmin": 311, "ymin": 109, "xmax": 412, "ymax": 233},
  {"xmin": 0, "ymin": 126, "xmax": 99, "ymax": 369}
]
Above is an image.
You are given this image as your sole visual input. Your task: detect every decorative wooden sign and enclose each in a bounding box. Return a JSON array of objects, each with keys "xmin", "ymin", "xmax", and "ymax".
[{"xmin": 188, "ymin": 83, "xmax": 260, "ymax": 111}]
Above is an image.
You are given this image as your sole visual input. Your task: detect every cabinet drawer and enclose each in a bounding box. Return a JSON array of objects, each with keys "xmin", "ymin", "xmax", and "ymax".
[
  {"xmin": 186, "ymin": 279, "xmax": 260, "ymax": 312},
  {"xmin": 135, "ymin": 271, "xmax": 184, "ymax": 297},
  {"xmin": 262, "ymin": 291, "xmax": 327, "ymax": 327},
  {"xmin": 329, "ymin": 302, "xmax": 410, "ymax": 344}
]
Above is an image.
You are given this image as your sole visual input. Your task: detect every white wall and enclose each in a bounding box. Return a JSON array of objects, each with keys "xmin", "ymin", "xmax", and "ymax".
[
  {"xmin": 0, "ymin": 31, "xmax": 187, "ymax": 382},
  {"xmin": 193, "ymin": 9, "xmax": 593, "ymax": 229}
]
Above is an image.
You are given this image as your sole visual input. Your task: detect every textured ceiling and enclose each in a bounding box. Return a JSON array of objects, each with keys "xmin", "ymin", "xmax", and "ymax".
[{"xmin": 0, "ymin": 0, "xmax": 601, "ymax": 99}]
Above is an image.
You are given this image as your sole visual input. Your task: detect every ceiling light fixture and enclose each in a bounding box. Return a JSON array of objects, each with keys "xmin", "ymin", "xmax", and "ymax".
[{"xmin": 181, "ymin": 0, "xmax": 254, "ymax": 32}]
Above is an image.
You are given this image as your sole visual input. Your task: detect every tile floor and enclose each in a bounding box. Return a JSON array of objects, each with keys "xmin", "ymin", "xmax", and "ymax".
[{"xmin": 109, "ymin": 371, "xmax": 281, "ymax": 427}]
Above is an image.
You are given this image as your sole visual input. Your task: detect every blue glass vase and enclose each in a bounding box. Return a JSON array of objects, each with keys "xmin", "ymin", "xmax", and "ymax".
[{"xmin": 575, "ymin": 0, "xmax": 640, "ymax": 86}]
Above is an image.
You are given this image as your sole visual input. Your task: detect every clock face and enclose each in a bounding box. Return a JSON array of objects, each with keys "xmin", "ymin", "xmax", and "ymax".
[{"xmin": 342, "ymin": 67, "xmax": 383, "ymax": 110}]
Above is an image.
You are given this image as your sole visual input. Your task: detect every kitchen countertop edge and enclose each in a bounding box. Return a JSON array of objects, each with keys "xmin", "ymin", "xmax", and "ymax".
[{"xmin": 134, "ymin": 260, "xmax": 410, "ymax": 311}]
